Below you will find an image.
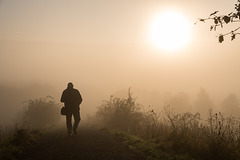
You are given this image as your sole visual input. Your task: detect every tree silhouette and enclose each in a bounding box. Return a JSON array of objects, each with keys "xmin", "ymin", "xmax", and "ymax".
[
  {"xmin": 221, "ymin": 94, "xmax": 240, "ymax": 116},
  {"xmin": 163, "ymin": 92, "xmax": 192, "ymax": 113},
  {"xmin": 194, "ymin": 88, "xmax": 214, "ymax": 118},
  {"xmin": 196, "ymin": 0, "xmax": 240, "ymax": 43}
]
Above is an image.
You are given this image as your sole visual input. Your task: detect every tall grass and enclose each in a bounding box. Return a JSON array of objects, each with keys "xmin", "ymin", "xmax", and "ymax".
[
  {"xmin": 95, "ymin": 90, "xmax": 240, "ymax": 160},
  {"xmin": 0, "ymin": 124, "xmax": 43, "ymax": 160},
  {"xmin": 0, "ymin": 96, "xmax": 60, "ymax": 160}
]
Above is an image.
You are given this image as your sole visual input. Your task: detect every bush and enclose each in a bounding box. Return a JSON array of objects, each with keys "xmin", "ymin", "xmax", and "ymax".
[
  {"xmin": 95, "ymin": 90, "xmax": 240, "ymax": 160},
  {"xmin": 96, "ymin": 89, "xmax": 143, "ymax": 131},
  {"xmin": 0, "ymin": 125, "xmax": 44, "ymax": 160},
  {"xmin": 22, "ymin": 96, "xmax": 61, "ymax": 128}
]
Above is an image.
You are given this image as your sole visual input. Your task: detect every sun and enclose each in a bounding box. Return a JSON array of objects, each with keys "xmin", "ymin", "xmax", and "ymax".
[{"xmin": 149, "ymin": 10, "xmax": 191, "ymax": 52}]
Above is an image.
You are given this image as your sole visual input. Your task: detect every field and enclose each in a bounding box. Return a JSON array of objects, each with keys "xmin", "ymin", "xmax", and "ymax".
[
  {"xmin": 95, "ymin": 90, "xmax": 240, "ymax": 160},
  {"xmin": 1, "ymin": 93, "xmax": 240, "ymax": 160}
]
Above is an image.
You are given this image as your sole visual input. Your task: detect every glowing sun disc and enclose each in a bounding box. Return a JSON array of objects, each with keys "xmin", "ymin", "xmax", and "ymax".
[{"xmin": 149, "ymin": 10, "xmax": 191, "ymax": 52}]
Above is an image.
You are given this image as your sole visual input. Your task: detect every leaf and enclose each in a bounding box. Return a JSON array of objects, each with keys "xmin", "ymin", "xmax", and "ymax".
[
  {"xmin": 220, "ymin": 21, "xmax": 223, "ymax": 28},
  {"xmin": 214, "ymin": 18, "xmax": 218, "ymax": 24},
  {"xmin": 233, "ymin": 13, "xmax": 238, "ymax": 18},
  {"xmin": 223, "ymin": 16, "xmax": 231, "ymax": 24},
  {"xmin": 218, "ymin": 35, "xmax": 224, "ymax": 43},
  {"xmin": 231, "ymin": 33, "xmax": 236, "ymax": 41},
  {"xmin": 210, "ymin": 26, "xmax": 214, "ymax": 31},
  {"xmin": 210, "ymin": 11, "xmax": 219, "ymax": 16}
]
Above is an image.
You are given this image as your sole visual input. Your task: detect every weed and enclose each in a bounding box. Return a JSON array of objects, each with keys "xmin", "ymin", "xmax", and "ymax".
[
  {"xmin": 0, "ymin": 124, "xmax": 45, "ymax": 160},
  {"xmin": 95, "ymin": 90, "xmax": 240, "ymax": 160}
]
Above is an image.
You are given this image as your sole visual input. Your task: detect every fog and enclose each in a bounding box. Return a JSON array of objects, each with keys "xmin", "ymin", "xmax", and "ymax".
[
  {"xmin": 1, "ymin": 0, "xmax": 240, "ymax": 124},
  {"xmin": 1, "ymin": 40, "xmax": 240, "ymax": 124}
]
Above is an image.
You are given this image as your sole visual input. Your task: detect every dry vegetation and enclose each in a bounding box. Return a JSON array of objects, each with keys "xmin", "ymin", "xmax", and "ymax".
[
  {"xmin": 22, "ymin": 96, "xmax": 61, "ymax": 128},
  {"xmin": 95, "ymin": 89, "xmax": 240, "ymax": 160},
  {"xmin": 0, "ymin": 96, "xmax": 61, "ymax": 160},
  {"xmin": 1, "ymin": 90, "xmax": 240, "ymax": 160}
]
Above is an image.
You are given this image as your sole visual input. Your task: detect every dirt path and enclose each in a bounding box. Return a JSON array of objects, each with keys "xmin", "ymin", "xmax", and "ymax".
[{"xmin": 19, "ymin": 126, "xmax": 145, "ymax": 160}]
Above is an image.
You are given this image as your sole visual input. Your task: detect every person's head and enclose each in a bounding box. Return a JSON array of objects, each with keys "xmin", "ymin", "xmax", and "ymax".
[{"xmin": 67, "ymin": 82, "xmax": 74, "ymax": 89}]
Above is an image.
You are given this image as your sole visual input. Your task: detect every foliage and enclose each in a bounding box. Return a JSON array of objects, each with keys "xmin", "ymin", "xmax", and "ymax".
[
  {"xmin": 194, "ymin": 88, "xmax": 213, "ymax": 119},
  {"xmin": 0, "ymin": 125, "xmax": 44, "ymax": 160},
  {"xmin": 221, "ymin": 94, "xmax": 240, "ymax": 116},
  {"xmin": 163, "ymin": 92, "xmax": 192, "ymax": 113},
  {"xmin": 0, "ymin": 96, "xmax": 59, "ymax": 159},
  {"xmin": 96, "ymin": 89, "xmax": 144, "ymax": 133},
  {"xmin": 23, "ymin": 96, "xmax": 61, "ymax": 128},
  {"xmin": 95, "ymin": 90, "xmax": 240, "ymax": 160},
  {"xmin": 197, "ymin": 0, "xmax": 240, "ymax": 43}
]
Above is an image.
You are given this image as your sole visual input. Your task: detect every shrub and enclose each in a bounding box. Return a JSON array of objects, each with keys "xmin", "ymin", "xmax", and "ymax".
[
  {"xmin": 96, "ymin": 89, "xmax": 144, "ymax": 132},
  {"xmin": 22, "ymin": 96, "xmax": 61, "ymax": 128},
  {"xmin": 0, "ymin": 125, "xmax": 44, "ymax": 160},
  {"xmin": 95, "ymin": 90, "xmax": 240, "ymax": 160}
]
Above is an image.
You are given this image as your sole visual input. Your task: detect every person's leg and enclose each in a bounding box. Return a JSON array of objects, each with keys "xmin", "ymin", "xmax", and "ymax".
[
  {"xmin": 73, "ymin": 110, "xmax": 81, "ymax": 135},
  {"xmin": 66, "ymin": 113, "xmax": 73, "ymax": 135}
]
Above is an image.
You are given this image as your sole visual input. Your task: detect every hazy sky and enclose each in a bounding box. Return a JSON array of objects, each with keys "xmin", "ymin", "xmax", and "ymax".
[{"xmin": 0, "ymin": 0, "xmax": 240, "ymax": 118}]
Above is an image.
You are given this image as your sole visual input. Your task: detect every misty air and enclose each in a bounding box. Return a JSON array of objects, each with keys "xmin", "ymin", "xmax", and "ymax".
[{"xmin": 1, "ymin": 0, "xmax": 240, "ymax": 160}]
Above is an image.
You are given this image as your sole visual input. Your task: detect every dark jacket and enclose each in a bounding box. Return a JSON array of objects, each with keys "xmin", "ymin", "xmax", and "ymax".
[{"xmin": 61, "ymin": 88, "xmax": 82, "ymax": 110}]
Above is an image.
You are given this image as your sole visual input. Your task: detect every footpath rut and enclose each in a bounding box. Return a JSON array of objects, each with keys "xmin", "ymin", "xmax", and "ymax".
[{"xmin": 19, "ymin": 126, "xmax": 145, "ymax": 160}]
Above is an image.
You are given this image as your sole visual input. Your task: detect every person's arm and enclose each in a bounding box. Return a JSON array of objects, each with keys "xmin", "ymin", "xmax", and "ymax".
[
  {"xmin": 60, "ymin": 90, "xmax": 66, "ymax": 103},
  {"xmin": 77, "ymin": 90, "xmax": 83, "ymax": 105}
]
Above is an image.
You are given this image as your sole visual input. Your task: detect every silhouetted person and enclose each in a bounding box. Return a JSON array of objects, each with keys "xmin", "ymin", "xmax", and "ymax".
[{"xmin": 61, "ymin": 82, "xmax": 82, "ymax": 135}]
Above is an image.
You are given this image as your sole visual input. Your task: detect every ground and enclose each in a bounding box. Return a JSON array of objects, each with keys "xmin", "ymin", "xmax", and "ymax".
[{"xmin": 18, "ymin": 126, "xmax": 145, "ymax": 160}]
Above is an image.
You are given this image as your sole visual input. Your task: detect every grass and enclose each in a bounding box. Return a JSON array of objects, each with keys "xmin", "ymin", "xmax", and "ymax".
[
  {"xmin": 95, "ymin": 90, "xmax": 240, "ymax": 160},
  {"xmin": 0, "ymin": 125, "xmax": 45, "ymax": 160},
  {"xmin": 108, "ymin": 129, "xmax": 191, "ymax": 160},
  {"xmin": 0, "ymin": 96, "xmax": 62, "ymax": 160}
]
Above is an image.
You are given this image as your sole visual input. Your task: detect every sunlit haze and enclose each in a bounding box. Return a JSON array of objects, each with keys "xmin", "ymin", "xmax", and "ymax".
[
  {"xmin": 0, "ymin": 0, "xmax": 240, "ymax": 123},
  {"xmin": 149, "ymin": 10, "xmax": 191, "ymax": 52}
]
